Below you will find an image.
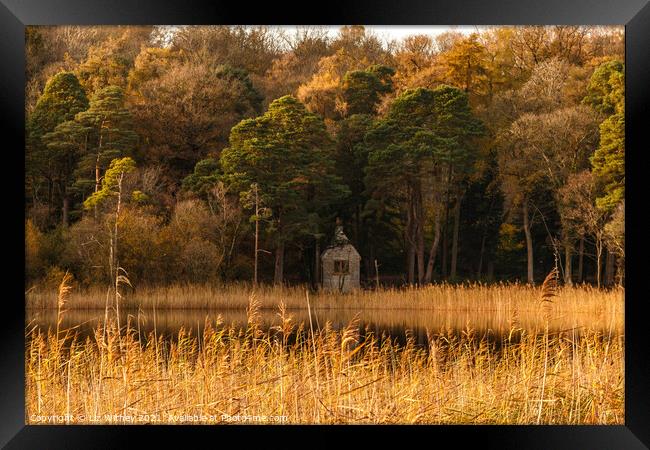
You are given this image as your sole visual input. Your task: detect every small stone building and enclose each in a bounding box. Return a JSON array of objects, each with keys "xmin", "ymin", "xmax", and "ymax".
[{"xmin": 320, "ymin": 224, "xmax": 361, "ymax": 293}]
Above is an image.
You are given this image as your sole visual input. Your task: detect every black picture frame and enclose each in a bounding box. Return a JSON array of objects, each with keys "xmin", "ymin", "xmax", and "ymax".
[{"xmin": 2, "ymin": 0, "xmax": 648, "ymax": 448}]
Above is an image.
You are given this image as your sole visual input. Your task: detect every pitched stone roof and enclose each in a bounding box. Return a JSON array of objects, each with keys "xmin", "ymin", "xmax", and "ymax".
[
  {"xmin": 322, "ymin": 225, "xmax": 360, "ymax": 260},
  {"xmin": 331, "ymin": 225, "xmax": 350, "ymax": 246}
]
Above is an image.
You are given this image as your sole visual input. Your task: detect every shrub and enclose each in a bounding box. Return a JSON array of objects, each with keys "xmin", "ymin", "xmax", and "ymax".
[
  {"xmin": 180, "ymin": 238, "xmax": 222, "ymax": 282},
  {"xmin": 60, "ymin": 216, "xmax": 109, "ymax": 285},
  {"xmin": 25, "ymin": 219, "xmax": 45, "ymax": 282}
]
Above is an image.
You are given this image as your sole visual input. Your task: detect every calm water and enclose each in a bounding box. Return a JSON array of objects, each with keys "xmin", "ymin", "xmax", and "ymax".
[{"xmin": 26, "ymin": 307, "xmax": 623, "ymax": 348}]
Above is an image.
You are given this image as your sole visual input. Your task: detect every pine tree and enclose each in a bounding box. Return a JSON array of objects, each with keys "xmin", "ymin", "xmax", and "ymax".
[
  {"xmin": 585, "ymin": 60, "xmax": 624, "ymax": 213},
  {"xmin": 366, "ymin": 86, "xmax": 483, "ymax": 284},
  {"xmin": 221, "ymin": 96, "xmax": 348, "ymax": 284},
  {"xmin": 41, "ymin": 121, "xmax": 92, "ymax": 226},
  {"xmin": 74, "ymin": 86, "xmax": 138, "ymax": 204},
  {"xmin": 341, "ymin": 65, "xmax": 394, "ymax": 115},
  {"xmin": 27, "ymin": 72, "xmax": 89, "ymax": 225}
]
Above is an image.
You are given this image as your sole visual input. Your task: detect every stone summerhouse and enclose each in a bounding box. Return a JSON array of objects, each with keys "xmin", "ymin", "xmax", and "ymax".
[{"xmin": 320, "ymin": 225, "xmax": 360, "ymax": 293}]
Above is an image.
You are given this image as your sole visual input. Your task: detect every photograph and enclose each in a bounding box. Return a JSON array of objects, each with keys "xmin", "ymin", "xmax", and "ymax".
[{"xmin": 22, "ymin": 24, "xmax": 626, "ymax": 426}]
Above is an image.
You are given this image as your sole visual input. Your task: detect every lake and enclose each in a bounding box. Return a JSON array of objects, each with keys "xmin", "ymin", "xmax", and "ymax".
[{"xmin": 26, "ymin": 306, "xmax": 623, "ymax": 349}]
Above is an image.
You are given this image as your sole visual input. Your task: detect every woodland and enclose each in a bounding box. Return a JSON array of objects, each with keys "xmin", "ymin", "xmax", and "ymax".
[{"xmin": 24, "ymin": 25, "xmax": 625, "ymax": 289}]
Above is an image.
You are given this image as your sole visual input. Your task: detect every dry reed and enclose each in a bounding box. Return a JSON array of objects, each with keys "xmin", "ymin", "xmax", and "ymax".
[
  {"xmin": 26, "ymin": 282, "xmax": 624, "ymax": 318},
  {"xmin": 26, "ymin": 311, "xmax": 623, "ymax": 424},
  {"xmin": 25, "ymin": 275, "xmax": 623, "ymax": 425}
]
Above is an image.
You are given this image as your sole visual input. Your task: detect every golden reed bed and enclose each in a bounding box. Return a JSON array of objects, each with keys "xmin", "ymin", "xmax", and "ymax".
[
  {"xmin": 25, "ymin": 278, "xmax": 624, "ymax": 425},
  {"xmin": 26, "ymin": 281, "xmax": 624, "ymax": 316}
]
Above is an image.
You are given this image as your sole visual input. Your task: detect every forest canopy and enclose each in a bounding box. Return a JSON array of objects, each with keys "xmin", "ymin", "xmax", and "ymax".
[{"xmin": 25, "ymin": 25, "xmax": 625, "ymax": 289}]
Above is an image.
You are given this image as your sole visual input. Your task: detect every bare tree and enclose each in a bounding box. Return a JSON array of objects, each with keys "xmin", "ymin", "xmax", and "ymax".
[{"xmin": 559, "ymin": 171, "xmax": 609, "ymax": 287}]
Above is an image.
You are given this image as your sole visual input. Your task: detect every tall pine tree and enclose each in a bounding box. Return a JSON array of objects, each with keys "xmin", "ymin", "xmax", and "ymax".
[{"xmin": 221, "ymin": 96, "xmax": 348, "ymax": 284}]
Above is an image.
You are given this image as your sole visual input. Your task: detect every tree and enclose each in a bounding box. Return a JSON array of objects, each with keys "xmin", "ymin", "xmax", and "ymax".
[
  {"xmin": 27, "ymin": 72, "xmax": 89, "ymax": 142},
  {"xmin": 439, "ymin": 33, "xmax": 489, "ymax": 104},
  {"xmin": 27, "ymin": 72, "xmax": 89, "ymax": 225},
  {"xmin": 365, "ymin": 86, "xmax": 482, "ymax": 284},
  {"xmin": 604, "ymin": 200, "xmax": 624, "ymax": 285},
  {"xmin": 205, "ymin": 182, "xmax": 247, "ymax": 280},
  {"xmin": 477, "ymin": 27, "xmax": 525, "ymax": 101},
  {"xmin": 84, "ymin": 157, "xmax": 137, "ymax": 327},
  {"xmin": 126, "ymin": 46, "xmax": 180, "ymax": 98},
  {"xmin": 542, "ymin": 107, "xmax": 599, "ymax": 284},
  {"xmin": 341, "ymin": 65, "xmax": 395, "ymax": 116},
  {"xmin": 583, "ymin": 60, "xmax": 625, "ymax": 286},
  {"xmin": 221, "ymin": 96, "xmax": 348, "ymax": 284},
  {"xmin": 505, "ymin": 106, "xmax": 598, "ymax": 284},
  {"xmin": 365, "ymin": 90, "xmax": 438, "ymax": 285},
  {"xmin": 171, "ymin": 25, "xmax": 281, "ymax": 77},
  {"xmin": 392, "ymin": 35, "xmax": 439, "ymax": 93},
  {"xmin": 74, "ymin": 86, "xmax": 138, "ymax": 208},
  {"xmin": 558, "ymin": 171, "xmax": 609, "ymax": 287},
  {"xmin": 495, "ymin": 59, "xmax": 598, "ymax": 285},
  {"xmin": 75, "ymin": 27, "xmax": 154, "ymax": 96},
  {"xmin": 297, "ymin": 26, "xmax": 390, "ymax": 121},
  {"xmin": 517, "ymin": 57, "xmax": 572, "ymax": 114},
  {"xmin": 334, "ymin": 114, "xmax": 375, "ymax": 249},
  {"xmin": 260, "ymin": 27, "xmax": 332, "ymax": 105},
  {"xmin": 182, "ymin": 158, "xmax": 222, "ymax": 199},
  {"xmin": 41, "ymin": 120, "xmax": 92, "ymax": 226},
  {"xmin": 240, "ymin": 183, "xmax": 272, "ymax": 286},
  {"xmin": 509, "ymin": 27, "xmax": 553, "ymax": 72},
  {"xmin": 426, "ymin": 86, "xmax": 484, "ymax": 280},
  {"xmin": 582, "ymin": 60, "xmax": 624, "ymax": 115},
  {"xmin": 497, "ymin": 115, "xmax": 547, "ymax": 285},
  {"xmin": 132, "ymin": 61, "xmax": 263, "ymax": 178},
  {"xmin": 586, "ymin": 61, "xmax": 624, "ymax": 213}
]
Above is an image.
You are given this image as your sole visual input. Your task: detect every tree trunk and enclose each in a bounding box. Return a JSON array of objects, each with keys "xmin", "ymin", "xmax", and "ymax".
[
  {"xmin": 366, "ymin": 244, "xmax": 374, "ymax": 280},
  {"xmin": 113, "ymin": 172, "xmax": 124, "ymax": 331},
  {"xmin": 274, "ymin": 241, "xmax": 284, "ymax": 285},
  {"xmin": 417, "ymin": 231, "xmax": 425, "ymax": 284},
  {"xmin": 62, "ymin": 188, "xmax": 69, "ymax": 228},
  {"xmin": 354, "ymin": 204, "xmax": 360, "ymax": 247},
  {"xmin": 615, "ymin": 255, "xmax": 625, "ymax": 287},
  {"xmin": 441, "ymin": 218, "xmax": 448, "ymax": 278},
  {"xmin": 415, "ymin": 186, "xmax": 425, "ymax": 285},
  {"xmin": 314, "ymin": 239, "xmax": 320, "ymax": 290},
  {"xmin": 94, "ymin": 122, "xmax": 105, "ymax": 220},
  {"xmin": 523, "ymin": 200, "xmax": 534, "ymax": 285},
  {"xmin": 424, "ymin": 215, "xmax": 442, "ymax": 284},
  {"xmin": 442, "ymin": 162, "xmax": 453, "ymax": 279},
  {"xmin": 375, "ymin": 259, "xmax": 380, "ymax": 290},
  {"xmin": 477, "ymin": 230, "xmax": 487, "ymax": 280},
  {"xmin": 94, "ymin": 152, "xmax": 101, "ymax": 220},
  {"xmin": 407, "ymin": 244, "xmax": 415, "ymax": 286},
  {"xmin": 450, "ymin": 193, "xmax": 463, "ymax": 279},
  {"xmin": 564, "ymin": 242, "xmax": 572, "ymax": 286},
  {"xmin": 406, "ymin": 186, "xmax": 416, "ymax": 285},
  {"xmin": 595, "ymin": 237, "xmax": 603, "ymax": 288},
  {"xmin": 47, "ymin": 178, "xmax": 53, "ymax": 220},
  {"xmin": 253, "ymin": 186, "xmax": 259, "ymax": 286},
  {"xmin": 577, "ymin": 237, "xmax": 584, "ymax": 283},
  {"xmin": 605, "ymin": 248, "xmax": 615, "ymax": 286},
  {"xmin": 95, "ymin": 158, "xmax": 101, "ymax": 193}
]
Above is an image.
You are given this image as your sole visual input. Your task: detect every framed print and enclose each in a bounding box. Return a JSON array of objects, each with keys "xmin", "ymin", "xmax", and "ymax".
[{"xmin": 1, "ymin": 0, "xmax": 648, "ymax": 447}]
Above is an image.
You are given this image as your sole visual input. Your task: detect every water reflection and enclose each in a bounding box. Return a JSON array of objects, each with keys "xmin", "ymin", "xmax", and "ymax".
[{"xmin": 26, "ymin": 307, "xmax": 623, "ymax": 348}]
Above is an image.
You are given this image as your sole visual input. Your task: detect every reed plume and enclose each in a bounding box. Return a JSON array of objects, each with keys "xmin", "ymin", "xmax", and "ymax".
[
  {"xmin": 56, "ymin": 271, "xmax": 74, "ymax": 338},
  {"xmin": 539, "ymin": 265, "xmax": 559, "ymax": 322}
]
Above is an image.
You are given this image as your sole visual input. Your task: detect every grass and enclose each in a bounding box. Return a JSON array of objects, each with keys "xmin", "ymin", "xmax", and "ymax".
[
  {"xmin": 25, "ymin": 277, "xmax": 624, "ymax": 425},
  {"xmin": 26, "ymin": 281, "xmax": 624, "ymax": 316}
]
